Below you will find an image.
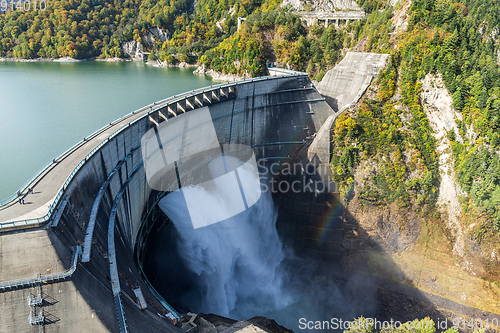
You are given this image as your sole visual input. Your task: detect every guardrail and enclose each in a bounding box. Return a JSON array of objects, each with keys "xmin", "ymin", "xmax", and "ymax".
[
  {"xmin": 114, "ymin": 294, "xmax": 128, "ymax": 333},
  {"xmin": 267, "ymin": 67, "xmax": 309, "ymax": 76},
  {"xmin": 82, "ymin": 145, "xmax": 141, "ymax": 263},
  {"xmin": 0, "ymin": 246, "xmax": 81, "ymax": 291},
  {"xmin": 135, "ymin": 181, "xmax": 182, "ymax": 320},
  {"xmin": 0, "ymin": 73, "xmax": 304, "ymax": 231},
  {"xmin": 298, "ymin": 10, "xmax": 366, "ymax": 19},
  {"xmin": 108, "ymin": 163, "xmax": 144, "ymax": 333}
]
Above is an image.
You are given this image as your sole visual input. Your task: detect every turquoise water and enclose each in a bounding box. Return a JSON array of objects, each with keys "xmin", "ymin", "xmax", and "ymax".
[{"xmin": 0, "ymin": 61, "xmax": 213, "ymax": 200}]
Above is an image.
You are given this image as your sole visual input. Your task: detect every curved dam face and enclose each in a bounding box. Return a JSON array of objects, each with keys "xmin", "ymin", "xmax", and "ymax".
[
  {"xmin": 137, "ymin": 74, "xmax": 341, "ymax": 319},
  {"xmin": 0, "ymin": 74, "xmax": 341, "ymax": 333}
]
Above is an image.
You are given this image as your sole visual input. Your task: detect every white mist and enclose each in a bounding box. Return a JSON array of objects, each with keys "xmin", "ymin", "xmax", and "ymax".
[{"xmin": 158, "ymin": 166, "xmax": 290, "ymax": 319}]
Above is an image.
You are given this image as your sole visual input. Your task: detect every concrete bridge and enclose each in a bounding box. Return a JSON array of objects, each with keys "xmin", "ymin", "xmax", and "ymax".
[
  {"xmin": 0, "ymin": 72, "xmax": 343, "ymax": 332},
  {"xmin": 298, "ymin": 10, "xmax": 365, "ymax": 27}
]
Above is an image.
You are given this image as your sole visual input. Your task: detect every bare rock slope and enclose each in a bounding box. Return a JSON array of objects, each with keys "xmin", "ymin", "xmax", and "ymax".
[{"xmin": 421, "ymin": 73, "xmax": 465, "ymax": 256}]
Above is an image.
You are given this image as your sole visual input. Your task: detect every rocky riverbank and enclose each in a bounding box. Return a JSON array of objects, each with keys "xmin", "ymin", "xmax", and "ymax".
[
  {"xmin": 1, "ymin": 56, "xmax": 252, "ymax": 82},
  {"xmin": 145, "ymin": 60, "xmax": 198, "ymax": 68},
  {"xmin": 193, "ymin": 63, "xmax": 250, "ymax": 81},
  {"xmin": 0, "ymin": 56, "xmax": 126, "ymax": 62}
]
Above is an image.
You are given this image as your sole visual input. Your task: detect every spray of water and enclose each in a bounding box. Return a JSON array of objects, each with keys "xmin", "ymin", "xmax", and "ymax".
[
  {"xmin": 157, "ymin": 163, "xmax": 377, "ymax": 331},
  {"xmin": 158, "ymin": 166, "xmax": 291, "ymax": 319}
]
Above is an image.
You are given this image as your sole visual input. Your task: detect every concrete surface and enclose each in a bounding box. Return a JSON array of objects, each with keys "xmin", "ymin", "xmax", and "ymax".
[
  {"xmin": 317, "ymin": 51, "xmax": 389, "ymax": 111},
  {"xmin": 0, "ymin": 74, "xmax": 339, "ymax": 332},
  {"xmin": 299, "ymin": 11, "xmax": 365, "ymax": 27}
]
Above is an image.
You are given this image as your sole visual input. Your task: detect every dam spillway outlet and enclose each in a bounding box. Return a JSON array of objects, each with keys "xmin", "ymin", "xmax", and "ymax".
[{"xmin": 157, "ymin": 188, "xmax": 287, "ymax": 318}]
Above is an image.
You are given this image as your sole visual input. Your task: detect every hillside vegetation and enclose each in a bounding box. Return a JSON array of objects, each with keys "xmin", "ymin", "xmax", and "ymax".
[
  {"xmin": 0, "ymin": 0, "xmax": 355, "ymax": 78},
  {"xmin": 331, "ymin": 0, "xmax": 500, "ymax": 238}
]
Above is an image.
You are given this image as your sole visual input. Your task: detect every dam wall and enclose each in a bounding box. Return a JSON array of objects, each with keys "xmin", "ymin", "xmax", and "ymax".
[
  {"xmin": 0, "ymin": 74, "xmax": 340, "ymax": 333},
  {"xmin": 317, "ymin": 52, "xmax": 389, "ymax": 112}
]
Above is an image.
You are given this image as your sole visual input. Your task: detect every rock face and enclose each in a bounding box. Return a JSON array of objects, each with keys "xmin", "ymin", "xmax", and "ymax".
[
  {"xmin": 150, "ymin": 27, "xmax": 168, "ymax": 42},
  {"xmin": 144, "ymin": 27, "xmax": 169, "ymax": 45},
  {"xmin": 120, "ymin": 41, "xmax": 144, "ymax": 60},
  {"xmin": 317, "ymin": 52, "xmax": 389, "ymax": 111},
  {"xmin": 193, "ymin": 63, "xmax": 250, "ymax": 81},
  {"xmin": 194, "ymin": 314, "xmax": 291, "ymax": 333},
  {"xmin": 421, "ymin": 73, "xmax": 465, "ymax": 257},
  {"xmin": 392, "ymin": 0, "xmax": 411, "ymax": 33},
  {"xmin": 281, "ymin": 0, "xmax": 361, "ymax": 11},
  {"xmin": 345, "ymin": 200, "xmax": 421, "ymax": 254},
  {"xmin": 121, "ymin": 28, "xmax": 167, "ymax": 59}
]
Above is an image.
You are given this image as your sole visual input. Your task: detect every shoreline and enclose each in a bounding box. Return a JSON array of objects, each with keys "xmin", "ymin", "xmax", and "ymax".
[
  {"xmin": 193, "ymin": 63, "xmax": 248, "ymax": 82},
  {"xmin": 0, "ymin": 56, "xmax": 193, "ymax": 66},
  {"xmin": 0, "ymin": 56, "xmax": 245, "ymax": 82},
  {"xmin": 0, "ymin": 56, "xmax": 126, "ymax": 63}
]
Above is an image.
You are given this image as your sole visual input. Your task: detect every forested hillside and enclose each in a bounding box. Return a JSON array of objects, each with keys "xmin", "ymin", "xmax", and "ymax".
[
  {"xmin": 0, "ymin": 0, "xmax": 359, "ymax": 77},
  {"xmin": 331, "ymin": 0, "xmax": 500, "ymax": 234}
]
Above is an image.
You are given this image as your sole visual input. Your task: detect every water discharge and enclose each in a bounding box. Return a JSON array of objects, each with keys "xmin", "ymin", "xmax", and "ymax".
[
  {"xmin": 156, "ymin": 161, "xmax": 376, "ymax": 331},
  {"xmin": 158, "ymin": 170, "xmax": 291, "ymax": 318}
]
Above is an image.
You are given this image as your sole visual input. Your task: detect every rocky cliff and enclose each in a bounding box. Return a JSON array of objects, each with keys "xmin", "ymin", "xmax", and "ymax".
[
  {"xmin": 421, "ymin": 73, "xmax": 466, "ymax": 257},
  {"xmin": 121, "ymin": 27, "xmax": 168, "ymax": 60},
  {"xmin": 120, "ymin": 41, "xmax": 144, "ymax": 60}
]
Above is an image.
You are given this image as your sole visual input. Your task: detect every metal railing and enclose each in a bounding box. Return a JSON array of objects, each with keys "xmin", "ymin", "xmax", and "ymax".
[
  {"xmin": 82, "ymin": 145, "xmax": 141, "ymax": 263},
  {"xmin": 267, "ymin": 67, "xmax": 309, "ymax": 76},
  {"xmin": 114, "ymin": 294, "xmax": 128, "ymax": 333},
  {"xmin": 108, "ymin": 164, "xmax": 144, "ymax": 333},
  {"xmin": 0, "ymin": 246, "xmax": 80, "ymax": 290},
  {"xmin": 28, "ymin": 308, "xmax": 44, "ymax": 325},
  {"xmin": 27, "ymin": 290, "xmax": 43, "ymax": 306}
]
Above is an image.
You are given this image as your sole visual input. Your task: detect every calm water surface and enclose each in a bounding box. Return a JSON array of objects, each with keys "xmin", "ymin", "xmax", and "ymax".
[{"xmin": 0, "ymin": 61, "xmax": 213, "ymax": 200}]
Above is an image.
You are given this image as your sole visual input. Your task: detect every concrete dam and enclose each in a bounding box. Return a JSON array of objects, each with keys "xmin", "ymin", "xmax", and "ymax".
[
  {"xmin": 0, "ymin": 70, "xmax": 349, "ymax": 332},
  {"xmin": 4, "ymin": 53, "xmax": 495, "ymax": 333}
]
